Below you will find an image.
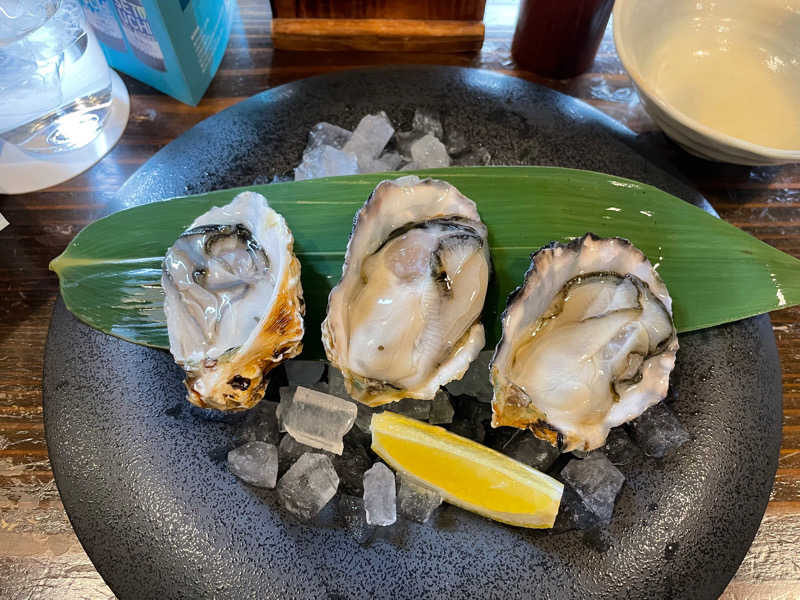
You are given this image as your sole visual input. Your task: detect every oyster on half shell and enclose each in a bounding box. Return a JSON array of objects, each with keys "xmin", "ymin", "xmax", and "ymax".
[
  {"xmin": 491, "ymin": 234, "xmax": 678, "ymax": 451},
  {"xmin": 162, "ymin": 191, "xmax": 304, "ymax": 411},
  {"xmin": 322, "ymin": 177, "xmax": 491, "ymax": 407}
]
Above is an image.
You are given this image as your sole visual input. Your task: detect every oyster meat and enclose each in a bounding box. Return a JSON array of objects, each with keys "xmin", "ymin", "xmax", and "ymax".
[
  {"xmin": 162, "ymin": 191, "xmax": 304, "ymax": 410},
  {"xmin": 322, "ymin": 177, "xmax": 491, "ymax": 407},
  {"xmin": 491, "ymin": 234, "xmax": 678, "ymax": 451}
]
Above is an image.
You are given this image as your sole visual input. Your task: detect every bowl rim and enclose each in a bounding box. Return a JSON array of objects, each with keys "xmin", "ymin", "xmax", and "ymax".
[{"xmin": 612, "ymin": 0, "xmax": 800, "ymax": 161}]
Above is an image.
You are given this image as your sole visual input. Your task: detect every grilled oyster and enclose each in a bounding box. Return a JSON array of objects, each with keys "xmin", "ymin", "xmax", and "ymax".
[
  {"xmin": 491, "ymin": 234, "xmax": 678, "ymax": 451},
  {"xmin": 322, "ymin": 176, "xmax": 491, "ymax": 407},
  {"xmin": 162, "ymin": 191, "xmax": 304, "ymax": 410}
]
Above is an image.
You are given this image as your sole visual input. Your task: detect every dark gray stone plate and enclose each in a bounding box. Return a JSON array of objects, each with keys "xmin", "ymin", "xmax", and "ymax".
[{"xmin": 43, "ymin": 66, "xmax": 781, "ymax": 600}]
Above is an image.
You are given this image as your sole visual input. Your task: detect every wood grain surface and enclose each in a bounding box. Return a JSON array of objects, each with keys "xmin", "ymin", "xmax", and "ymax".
[
  {"xmin": 1, "ymin": 1, "xmax": 798, "ymax": 598},
  {"xmin": 270, "ymin": 0, "xmax": 487, "ymax": 20},
  {"xmin": 271, "ymin": 18, "xmax": 485, "ymax": 52}
]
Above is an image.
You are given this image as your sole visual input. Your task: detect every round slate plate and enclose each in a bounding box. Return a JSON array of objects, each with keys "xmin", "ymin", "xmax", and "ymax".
[{"xmin": 44, "ymin": 66, "xmax": 782, "ymax": 600}]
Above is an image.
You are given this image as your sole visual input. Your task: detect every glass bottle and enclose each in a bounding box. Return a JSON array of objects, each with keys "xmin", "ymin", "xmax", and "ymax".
[{"xmin": 511, "ymin": 0, "xmax": 615, "ymax": 79}]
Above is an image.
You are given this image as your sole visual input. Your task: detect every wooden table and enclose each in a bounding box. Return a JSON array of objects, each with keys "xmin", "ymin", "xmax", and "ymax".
[{"xmin": 1, "ymin": 1, "xmax": 798, "ymax": 598}]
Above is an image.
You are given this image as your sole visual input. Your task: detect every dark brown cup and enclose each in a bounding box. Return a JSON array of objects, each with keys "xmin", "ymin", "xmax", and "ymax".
[{"xmin": 511, "ymin": 0, "xmax": 615, "ymax": 79}]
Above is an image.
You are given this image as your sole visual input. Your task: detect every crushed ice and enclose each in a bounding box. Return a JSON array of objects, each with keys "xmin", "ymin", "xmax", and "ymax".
[{"xmin": 290, "ymin": 109, "xmax": 491, "ymax": 181}]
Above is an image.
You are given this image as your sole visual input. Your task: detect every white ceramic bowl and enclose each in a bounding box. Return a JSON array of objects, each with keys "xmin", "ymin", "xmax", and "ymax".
[{"xmin": 613, "ymin": 0, "xmax": 800, "ymax": 165}]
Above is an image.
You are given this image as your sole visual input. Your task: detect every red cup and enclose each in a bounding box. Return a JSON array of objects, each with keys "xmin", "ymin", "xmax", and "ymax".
[{"xmin": 511, "ymin": 0, "xmax": 615, "ymax": 79}]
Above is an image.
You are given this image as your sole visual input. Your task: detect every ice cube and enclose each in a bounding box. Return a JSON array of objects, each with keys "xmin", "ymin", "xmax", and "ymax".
[
  {"xmin": 342, "ymin": 112, "xmax": 395, "ymax": 172},
  {"xmin": 293, "ymin": 380, "xmax": 329, "ymax": 396},
  {"xmin": 560, "ymin": 454, "xmax": 625, "ymax": 523},
  {"xmin": 483, "ymin": 425, "xmax": 517, "ymax": 451},
  {"xmin": 276, "ymin": 385, "xmax": 297, "ymax": 432},
  {"xmin": 395, "ymin": 129, "xmax": 424, "ymax": 156},
  {"xmin": 377, "ymin": 151, "xmax": 404, "ymax": 170},
  {"xmin": 359, "ymin": 148, "xmax": 408, "ymax": 173},
  {"xmin": 227, "ymin": 441, "xmax": 279, "ymax": 489},
  {"xmin": 237, "ymin": 400, "xmax": 281, "ymax": 445},
  {"xmin": 282, "ymin": 386, "xmax": 357, "ymax": 455},
  {"xmin": 278, "ymin": 433, "xmax": 328, "ymax": 474},
  {"xmin": 409, "ymin": 134, "xmax": 451, "ymax": 169},
  {"xmin": 386, "ymin": 398, "xmax": 431, "ymax": 421},
  {"xmin": 363, "ymin": 463, "xmax": 397, "ymax": 526},
  {"xmin": 412, "ymin": 109, "xmax": 444, "ymax": 139},
  {"xmin": 454, "ymin": 146, "xmax": 491, "ymax": 166},
  {"xmin": 397, "ymin": 475, "xmax": 442, "ymax": 523},
  {"xmin": 307, "ymin": 122, "xmax": 352, "ymax": 152},
  {"xmin": 326, "ymin": 367, "xmax": 350, "ymax": 400},
  {"xmin": 337, "ymin": 494, "xmax": 375, "ymax": 544},
  {"xmin": 502, "ymin": 431, "xmax": 560, "ymax": 472},
  {"xmin": 444, "ymin": 129, "xmax": 469, "ymax": 156},
  {"xmin": 332, "ymin": 437, "xmax": 373, "ymax": 495},
  {"xmin": 252, "ymin": 174, "xmax": 290, "ymax": 185},
  {"xmin": 294, "ymin": 145, "xmax": 359, "ymax": 181},
  {"xmin": 457, "ymin": 395, "xmax": 492, "ymax": 433},
  {"xmin": 279, "ymin": 385, "xmax": 297, "ymax": 404},
  {"xmin": 355, "ymin": 402, "xmax": 376, "ymax": 433},
  {"xmin": 445, "ymin": 350, "xmax": 493, "ymax": 402},
  {"xmin": 552, "ymin": 482, "xmax": 600, "ymax": 532},
  {"xmin": 447, "ymin": 419, "xmax": 484, "ymax": 443},
  {"xmin": 359, "ymin": 157, "xmax": 394, "ymax": 174},
  {"xmin": 428, "ymin": 389, "xmax": 455, "ymax": 425},
  {"xmin": 627, "ymin": 402, "xmax": 690, "ymax": 458},
  {"xmin": 277, "ymin": 453, "xmax": 340, "ymax": 521},
  {"xmin": 284, "ymin": 360, "xmax": 326, "ymax": 387},
  {"xmin": 447, "ymin": 395, "xmax": 491, "ymax": 443},
  {"xmin": 602, "ymin": 427, "xmax": 641, "ymax": 466},
  {"xmin": 344, "ymin": 419, "xmax": 373, "ymax": 450}
]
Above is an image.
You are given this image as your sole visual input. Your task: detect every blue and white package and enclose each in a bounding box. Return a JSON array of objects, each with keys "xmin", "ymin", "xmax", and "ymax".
[{"xmin": 81, "ymin": 0, "xmax": 233, "ymax": 105}]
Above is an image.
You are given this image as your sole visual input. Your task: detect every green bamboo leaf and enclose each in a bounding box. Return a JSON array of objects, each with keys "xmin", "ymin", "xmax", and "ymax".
[{"xmin": 50, "ymin": 166, "xmax": 800, "ymax": 359}]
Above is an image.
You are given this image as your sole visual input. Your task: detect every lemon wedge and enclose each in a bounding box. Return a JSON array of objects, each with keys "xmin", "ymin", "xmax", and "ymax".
[{"xmin": 370, "ymin": 411, "xmax": 563, "ymax": 528}]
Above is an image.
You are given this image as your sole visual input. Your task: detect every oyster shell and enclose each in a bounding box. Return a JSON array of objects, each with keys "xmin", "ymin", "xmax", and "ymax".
[
  {"xmin": 162, "ymin": 191, "xmax": 304, "ymax": 410},
  {"xmin": 322, "ymin": 176, "xmax": 490, "ymax": 407},
  {"xmin": 490, "ymin": 234, "xmax": 678, "ymax": 451}
]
